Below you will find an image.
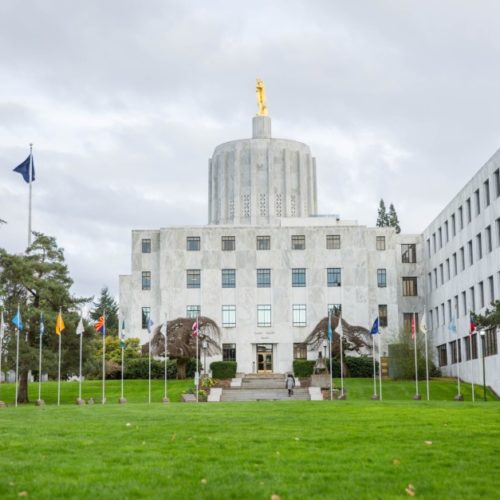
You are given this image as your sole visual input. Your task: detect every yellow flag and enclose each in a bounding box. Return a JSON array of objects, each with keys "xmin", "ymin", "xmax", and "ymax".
[{"xmin": 55, "ymin": 311, "xmax": 65, "ymax": 336}]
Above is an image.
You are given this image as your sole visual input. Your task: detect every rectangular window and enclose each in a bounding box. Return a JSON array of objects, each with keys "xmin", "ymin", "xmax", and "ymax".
[
  {"xmin": 222, "ymin": 343, "xmax": 236, "ymax": 362},
  {"xmin": 470, "ymin": 286, "xmax": 476, "ymax": 312},
  {"xmin": 479, "ymin": 281, "xmax": 485, "ymax": 309},
  {"xmin": 437, "ymin": 344, "xmax": 447, "ymax": 367},
  {"xmin": 452, "ymin": 253, "xmax": 457, "ymax": 276},
  {"xmin": 291, "ymin": 235, "xmax": 305, "ymax": 250},
  {"xmin": 486, "ymin": 226, "xmax": 492, "ymax": 253},
  {"xmin": 186, "ymin": 269, "xmax": 201, "ymax": 288},
  {"xmin": 221, "ymin": 269, "xmax": 236, "ymax": 288},
  {"xmin": 401, "ymin": 244, "xmax": 416, "ymax": 263},
  {"xmin": 327, "ymin": 268, "xmax": 342, "ymax": 287},
  {"xmin": 446, "ymin": 259, "xmax": 450, "ymax": 281},
  {"xmin": 186, "ymin": 305, "xmax": 200, "ymax": 318},
  {"xmin": 377, "ymin": 269, "xmax": 387, "ymax": 288},
  {"xmin": 447, "ymin": 300, "xmax": 452, "ymax": 324},
  {"xmin": 450, "ymin": 339, "xmax": 462, "ymax": 364},
  {"xmin": 292, "ymin": 268, "xmax": 306, "ymax": 287},
  {"xmin": 426, "ymin": 238, "xmax": 431, "ymax": 257},
  {"xmin": 454, "ymin": 295, "xmax": 459, "ymax": 317},
  {"xmin": 432, "ymin": 233, "xmax": 436, "ymax": 253},
  {"xmin": 141, "ymin": 271, "xmax": 151, "ymax": 290},
  {"xmin": 293, "ymin": 343, "xmax": 308, "ymax": 359},
  {"xmin": 495, "ymin": 168, "xmax": 500, "ymax": 197},
  {"xmin": 466, "ymin": 198, "xmax": 471, "ymax": 223},
  {"xmin": 497, "ymin": 218, "xmax": 500, "ymax": 246},
  {"xmin": 484, "ymin": 180, "xmax": 490, "ymax": 206},
  {"xmin": 484, "ymin": 327, "xmax": 498, "ymax": 356},
  {"xmin": 451, "ymin": 214, "xmax": 456, "ymax": 236},
  {"xmin": 468, "ymin": 240, "xmax": 473, "ymax": 266},
  {"xmin": 460, "ymin": 247, "xmax": 465, "ymax": 270},
  {"xmin": 439, "ymin": 264, "xmax": 444, "ymax": 285},
  {"xmin": 257, "ymin": 304, "xmax": 271, "ymax": 327},
  {"xmin": 488, "ymin": 276, "xmax": 495, "ymax": 303},
  {"xmin": 458, "ymin": 206, "xmax": 464, "ymax": 229},
  {"xmin": 445, "ymin": 221, "xmax": 449, "ymax": 242},
  {"xmin": 427, "ymin": 272, "xmax": 432, "ymax": 291},
  {"xmin": 221, "ymin": 236, "xmax": 235, "ymax": 251},
  {"xmin": 376, "ymin": 236, "xmax": 386, "ymax": 251},
  {"xmin": 256, "ymin": 236, "xmax": 270, "ymax": 250},
  {"xmin": 403, "ymin": 313, "xmax": 419, "ymax": 333},
  {"xmin": 477, "ymin": 233, "xmax": 483, "ymax": 260},
  {"xmin": 474, "ymin": 189, "xmax": 480, "ymax": 215},
  {"xmin": 433, "ymin": 268, "xmax": 438, "ymax": 288},
  {"xmin": 141, "ymin": 307, "xmax": 151, "ymax": 329},
  {"xmin": 327, "ymin": 304, "xmax": 342, "ymax": 315},
  {"xmin": 378, "ymin": 305, "xmax": 388, "ymax": 327},
  {"xmin": 462, "ymin": 291, "xmax": 467, "ymax": 316},
  {"xmin": 292, "ymin": 304, "xmax": 307, "ymax": 326},
  {"xmin": 326, "ymin": 234, "xmax": 341, "ymax": 249},
  {"xmin": 438, "ymin": 227, "xmax": 443, "ymax": 248},
  {"xmin": 257, "ymin": 268, "xmax": 271, "ymax": 288},
  {"xmin": 141, "ymin": 238, "xmax": 151, "ymax": 253},
  {"xmin": 402, "ymin": 277, "xmax": 418, "ymax": 296},
  {"xmin": 186, "ymin": 236, "xmax": 200, "ymax": 251},
  {"xmin": 222, "ymin": 305, "xmax": 236, "ymax": 327}
]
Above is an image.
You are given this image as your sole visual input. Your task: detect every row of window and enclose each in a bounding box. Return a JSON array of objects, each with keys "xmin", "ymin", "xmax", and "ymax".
[
  {"xmin": 427, "ymin": 169, "xmax": 500, "ymax": 256},
  {"xmin": 428, "ymin": 219, "xmax": 500, "ymax": 292},
  {"xmin": 436, "ymin": 328, "xmax": 498, "ymax": 366},
  {"xmin": 140, "ymin": 237, "xmax": 417, "ymax": 262},
  {"xmin": 428, "ymin": 273, "xmax": 500, "ymax": 329},
  {"xmin": 141, "ymin": 269, "xmax": 419, "ymax": 291},
  {"xmin": 221, "ymin": 343, "xmax": 316, "ymax": 362}
]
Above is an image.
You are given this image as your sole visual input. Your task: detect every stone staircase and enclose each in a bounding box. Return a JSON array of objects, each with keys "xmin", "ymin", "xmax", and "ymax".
[{"xmin": 220, "ymin": 374, "xmax": 310, "ymax": 402}]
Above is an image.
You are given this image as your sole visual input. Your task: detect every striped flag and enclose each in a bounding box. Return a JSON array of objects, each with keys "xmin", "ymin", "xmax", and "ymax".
[
  {"xmin": 411, "ymin": 313, "xmax": 416, "ymax": 340},
  {"xmin": 192, "ymin": 320, "xmax": 198, "ymax": 337},
  {"xmin": 469, "ymin": 311, "xmax": 476, "ymax": 334},
  {"xmin": 95, "ymin": 315, "xmax": 105, "ymax": 334},
  {"xmin": 55, "ymin": 311, "xmax": 65, "ymax": 335}
]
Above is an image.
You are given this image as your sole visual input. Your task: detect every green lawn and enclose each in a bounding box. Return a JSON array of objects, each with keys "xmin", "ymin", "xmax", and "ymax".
[{"xmin": 0, "ymin": 400, "xmax": 498, "ymax": 499}]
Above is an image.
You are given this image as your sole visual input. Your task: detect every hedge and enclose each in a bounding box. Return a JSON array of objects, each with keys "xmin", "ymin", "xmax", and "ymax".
[
  {"xmin": 345, "ymin": 356, "xmax": 377, "ymax": 377},
  {"xmin": 293, "ymin": 360, "xmax": 315, "ymax": 377},
  {"xmin": 210, "ymin": 361, "xmax": 237, "ymax": 379},
  {"xmin": 122, "ymin": 358, "xmax": 198, "ymax": 380}
]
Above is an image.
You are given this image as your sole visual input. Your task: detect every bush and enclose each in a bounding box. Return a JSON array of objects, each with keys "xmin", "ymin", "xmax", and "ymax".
[
  {"xmin": 123, "ymin": 358, "xmax": 177, "ymax": 379},
  {"xmin": 345, "ymin": 356, "xmax": 377, "ymax": 377},
  {"xmin": 210, "ymin": 361, "xmax": 237, "ymax": 379},
  {"xmin": 293, "ymin": 360, "xmax": 315, "ymax": 377}
]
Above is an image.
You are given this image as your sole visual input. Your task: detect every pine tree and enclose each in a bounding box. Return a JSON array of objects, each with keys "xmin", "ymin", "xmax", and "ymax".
[
  {"xmin": 388, "ymin": 203, "xmax": 401, "ymax": 234},
  {"xmin": 376, "ymin": 199, "xmax": 389, "ymax": 227},
  {"xmin": 90, "ymin": 287, "xmax": 119, "ymax": 336}
]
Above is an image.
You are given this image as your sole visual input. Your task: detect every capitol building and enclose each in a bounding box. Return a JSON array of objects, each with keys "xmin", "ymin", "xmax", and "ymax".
[{"xmin": 120, "ymin": 87, "xmax": 499, "ymax": 393}]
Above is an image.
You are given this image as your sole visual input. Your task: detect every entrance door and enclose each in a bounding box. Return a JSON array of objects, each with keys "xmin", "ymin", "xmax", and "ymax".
[{"xmin": 257, "ymin": 344, "xmax": 273, "ymax": 373}]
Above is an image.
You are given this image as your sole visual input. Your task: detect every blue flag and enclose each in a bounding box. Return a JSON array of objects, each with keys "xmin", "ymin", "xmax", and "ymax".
[
  {"xmin": 370, "ymin": 317, "xmax": 379, "ymax": 335},
  {"xmin": 13, "ymin": 155, "xmax": 35, "ymax": 183},
  {"xmin": 448, "ymin": 318, "xmax": 456, "ymax": 334},
  {"xmin": 327, "ymin": 312, "xmax": 332, "ymax": 341},
  {"xmin": 40, "ymin": 312, "xmax": 45, "ymax": 336},
  {"xmin": 12, "ymin": 308, "xmax": 23, "ymax": 331},
  {"xmin": 120, "ymin": 319, "xmax": 126, "ymax": 348},
  {"xmin": 147, "ymin": 317, "xmax": 154, "ymax": 335}
]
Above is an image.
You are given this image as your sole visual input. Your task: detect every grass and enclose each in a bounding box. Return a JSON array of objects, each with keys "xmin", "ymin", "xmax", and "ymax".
[{"xmin": 0, "ymin": 400, "xmax": 499, "ymax": 499}]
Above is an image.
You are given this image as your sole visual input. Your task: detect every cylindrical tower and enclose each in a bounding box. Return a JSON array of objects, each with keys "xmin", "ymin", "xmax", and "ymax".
[{"xmin": 208, "ymin": 116, "xmax": 318, "ymax": 225}]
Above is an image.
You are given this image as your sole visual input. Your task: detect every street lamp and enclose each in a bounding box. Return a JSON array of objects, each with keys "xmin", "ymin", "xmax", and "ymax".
[
  {"xmin": 202, "ymin": 339, "xmax": 208, "ymax": 376},
  {"xmin": 479, "ymin": 329, "xmax": 487, "ymax": 402}
]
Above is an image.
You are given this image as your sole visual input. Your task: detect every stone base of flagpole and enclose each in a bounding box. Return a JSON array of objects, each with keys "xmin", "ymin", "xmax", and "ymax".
[
  {"xmin": 162, "ymin": 397, "xmax": 170, "ymax": 404},
  {"xmin": 75, "ymin": 398, "xmax": 85, "ymax": 405},
  {"xmin": 119, "ymin": 397, "xmax": 127, "ymax": 404},
  {"xmin": 338, "ymin": 393, "xmax": 347, "ymax": 400},
  {"xmin": 454, "ymin": 394, "xmax": 464, "ymax": 401},
  {"xmin": 412, "ymin": 394, "xmax": 422, "ymax": 400},
  {"xmin": 371, "ymin": 394, "xmax": 380, "ymax": 400},
  {"xmin": 0, "ymin": 400, "xmax": 6, "ymax": 408},
  {"xmin": 35, "ymin": 399, "xmax": 45, "ymax": 406}
]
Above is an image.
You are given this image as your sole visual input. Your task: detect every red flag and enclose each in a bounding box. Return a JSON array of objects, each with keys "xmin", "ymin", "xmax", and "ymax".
[
  {"xmin": 192, "ymin": 320, "xmax": 198, "ymax": 337},
  {"xmin": 469, "ymin": 312, "xmax": 476, "ymax": 336},
  {"xmin": 411, "ymin": 313, "xmax": 416, "ymax": 340}
]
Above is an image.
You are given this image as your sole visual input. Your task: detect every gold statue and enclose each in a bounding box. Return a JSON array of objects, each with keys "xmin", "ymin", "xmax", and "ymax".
[{"xmin": 256, "ymin": 78, "xmax": 268, "ymax": 116}]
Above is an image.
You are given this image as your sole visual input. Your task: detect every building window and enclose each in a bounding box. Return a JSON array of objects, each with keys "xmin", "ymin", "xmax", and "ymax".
[
  {"xmin": 186, "ymin": 269, "xmax": 201, "ymax": 288},
  {"xmin": 465, "ymin": 334, "xmax": 478, "ymax": 361},
  {"xmin": 432, "ymin": 233, "xmax": 436, "ymax": 253},
  {"xmin": 446, "ymin": 259, "xmax": 450, "ymax": 281},
  {"xmin": 292, "ymin": 268, "xmax": 306, "ymax": 287},
  {"xmin": 458, "ymin": 206, "xmax": 464, "ymax": 229},
  {"xmin": 257, "ymin": 304, "xmax": 272, "ymax": 327},
  {"xmin": 186, "ymin": 236, "xmax": 200, "ymax": 251},
  {"xmin": 477, "ymin": 233, "xmax": 483, "ymax": 260},
  {"xmin": 379, "ymin": 305, "xmax": 388, "ymax": 327},
  {"xmin": 460, "ymin": 247, "xmax": 465, "ymax": 270},
  {"xmin": 257, "ymin": 268, "xmax": 271, "ymax": 288},
  {"xmin": 328, "ymin": 304, "xmax": 342, "ymax": 315},
  {"xmin": 222, "ymin": 305, "xmax": 236, "ymax": 327},
  {"xmin": 403, "ymin": 313, "xmax": 419, "ymax": 332},
  {"xmin": 292, "ymin": 304, "xmax": 307, "ymax": 326},
  {"xmin": 222, "ymin": 343, "xmax": 236, "ymax": 362},
  {"xmin": 437, "ymin": 344, "xmax": 447, "ymax": 367},
  {"xmin": 141, "ymin": 271, "xmax": 151, "ymax": 290},
  {"xmin": 293, "ymin": 343, "xmax": 308, "ymax": 360},
  {"xmin": 462, "ymin": 291, "xmax": 467, "ymax": 317},
  {"xmin": 452, "ymin": 253, "xmax": 457, "ymax": 276},
  {"xmin": 439, "ymin": 264, "xmax": 444, "ymax": 285},
  {"xmin": 479, "ymin": 281, "xmax": 485, "ymax": 309},
  {"xmin": 327, "ymin": 268, "xmax": 342, "ymax": 287},
  {"xmin": 221, "ymin": 236, "xmax": 235, "ymax": 251},
  {"xmin": 427, "ymin": 272, "xmax": 432, "ymax": 291},
  {"xmin": 376, "ymin": 236, "xmax": 386, "ymax": 250},
  {"xmin": 466, "ymin": 198, "xmax": 471, "ymax": 223},
  {"xmin": 377, "ymin": 269, "xmax": 387, "ymax": 288},
  {"xmin": 488, "ymin": 275, "xmax": 495, "ymax": 303},
  {"xmin": 495, "ymin": 168, "xmax": 500, "ymax": 197},
  {"xmin": 426, "ymin": 238, "xmax": 431, "ymax": 257},
  {"xmin": 402, "ymin": 277, "xmax": 418, "ymax": 296},
  {"xmin": 141, "ymin": 238, "xmax": 151, "ymax": 253},
  {"xmin": 433, "ymin": 268, "xmax": 438, "ymax": 288},
  {"xmin": 291, "ymin": 235, "xmax": 306, "ymax": 250},
  {"xmin": 401, "ymin": 243, "xmax": 416, "ymax": 263},
  {"xmin": 486, "ymin": 226, "xmax": 492, "ymax": 253},
  {"xmin": 484, "ymin": 179, "xmax": 490, "ymax": 206},
  {"xmin": 468, "ymin": 240, "xmax": 473, "ymax": 266},
  {"xmin": 256, "ymin": 236, "xmax": 271, "ymax": 250},
  {"xmin": 141, "ymin": 307, "xmax": 151, "ymax": 329},
  {"xmin": 470, "ymin": 286, "xmax": 476, "ymax": 312},
  {"xmin": 497, "ymin": 218, "xmax": 500, "ymax": 246},
  {"xmin": 222, "ymin": 269, "xmax": 236, "ymax": 288},
  {"xmin": 454, "ymin": 295, "xmax": 459, "ymax": 317},
  {"xmin": 484, "ymin": 327, "xmax": 498, "ymax": 356},
  {"xmin": 474, "ymin": 189, "xmax": 480, "ymax": 215},
  {"xmin": 449, "ymin": 339, "xmax": 462, "ymax": 364},
  {"xmin": 438, "ymin": 227, "xmax": 442, "ymax": 248},
  {"xmin": 186, "ymin": 305, "xmax": 200, "ymax": 319},
  {"xmin": 326, "ymin": 235, "xmax": 341, "ymax": 249},
  {"xmin": 451, "ymin": 214, "xmax": 456, "ymax": 236}
]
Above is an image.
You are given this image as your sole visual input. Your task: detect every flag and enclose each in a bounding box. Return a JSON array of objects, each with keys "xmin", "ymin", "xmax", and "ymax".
[
  {"xmin": 119, "ymin": 319, "xmax": 126, "ymax": 348},
  {"xmin": 370, "ymin": 317, "xmax": 379, "ymax": 335},
  {"xmin": 469, "ymin": 311, "xmax": 476, "ymax": 334},
  {"xmin": 448, "ymin": 318, "xmax": 457, "ymax": 334},
  {"xmin": 192, "ymin": 320, "xmax": 198, "ymax": 337},
  {"xmin": 95, "ymin": 316, "xmax": 105, "ymax": 334},
  {"xmin": 55, "ymin": 311, "xmax": 65, "ymax": 335},
  {"xmin": 40, "ymin": 312, "xmax": 45, "ymax": 336},
  {"xmin": 0, "ymin": 310, "xmax": 5, "ymax": 338},
  {"xmin": 420, "ymin": 312, "xmax": 428, "ymax": 335},
  {"xmin": 159, "ymin": 321, "xmax": 167, "ymax": 337},
  {"xmin": 327, "ymin": 311, "xmax": 333, "ymax": 342},
  {"xmin": 411, "ymin": 313, "xmax": 416, "ymax": 340},
  {"xmin": 76, "ymin": 317, "xmax": 84, "ymax": 336},
  {"xmin": 146, "ymin": 317, "xmax": 154, "ymax": 335},
  {"xmin": 12, "ymin": 307, "xmax": 23, "ymax": 331},
  {"xmin": 13, "ymin": 154, "xmax": 35, "ymax": 183},
  {"xmin": 337, "ymin": 314, "xmax": 343, "ymax": 338}
]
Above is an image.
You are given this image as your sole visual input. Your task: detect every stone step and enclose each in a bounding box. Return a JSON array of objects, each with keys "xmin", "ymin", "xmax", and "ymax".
[
  {"xmin": 221, "ymin": 388, "xmax": 310, "ymax": 402},
  {"xmin": 241, "ymin": 379, "xmax": 290, "ymax": 389}
]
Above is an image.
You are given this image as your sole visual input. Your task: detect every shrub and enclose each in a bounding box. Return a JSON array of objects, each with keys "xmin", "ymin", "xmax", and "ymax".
[
  {"xmin": 293, "ymin": 360, "xmax": 315, "ymax": 377},
  {"xmin": 123, "ymin": 358, "xmax": 177, "ymax": 379},
  {"xmin": 210, "ymin": 361, "xmax": 237, "ymax": 379},
  {"xmin": 345, "ymin": 356, "xmax": 377, "ymax": 377}
]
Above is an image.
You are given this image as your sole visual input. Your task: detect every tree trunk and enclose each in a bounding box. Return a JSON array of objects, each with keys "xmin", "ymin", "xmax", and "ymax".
[
  {"xmin": 18, "ymin": 369, "xmax": 30, "ymax": 404},
  {"xmin": 177, "ymin": 359, "xmax": 187, "ymax": 379}
]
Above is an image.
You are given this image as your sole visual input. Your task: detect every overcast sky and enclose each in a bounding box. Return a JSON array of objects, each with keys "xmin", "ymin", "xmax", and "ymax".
[{"xmin": 1, "ymin": 0, "xmax": 500, "ymax": 300}]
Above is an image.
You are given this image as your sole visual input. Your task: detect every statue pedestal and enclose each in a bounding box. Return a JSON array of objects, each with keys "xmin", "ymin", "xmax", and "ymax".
[
  {"xmin": 252, "ymin": 116, "xmax": 271, "ymax": 139},
  {"xmin": 311, "ymin": 374, "xmax": 331, "ymax": 389}
]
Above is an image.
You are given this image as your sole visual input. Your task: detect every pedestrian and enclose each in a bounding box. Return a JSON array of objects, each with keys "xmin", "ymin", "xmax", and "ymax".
[{"xmin": 285, "ymin": 373, "xmax": 296, "ymax": 397}]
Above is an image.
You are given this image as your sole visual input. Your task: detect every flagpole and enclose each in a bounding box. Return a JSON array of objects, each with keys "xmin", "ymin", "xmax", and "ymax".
[
  {"xmin": 339, "ymin": 323, "xmax": 344, "ymax": 398},
  {"xmin": 28, "ymin": 143, "xmax": 33, "ymax": 247},
  {"xmin": 102, "ymin": 312, "xmax": 106, "ymax": 404},
  {"xmin": 423, "ymin": 310, "xmax": 430, "ymax": 401},
  {"xmin": 196, "ymin": 314, "xmax": 199, "ymax": 403},
  {"xmin": 456, "ymin": 338, "xmax": 461, "ymax": 396},
  {"xmin": 470, "ymin": 349, "xmax": 475, "ymax": 403},
  {"xmin": 372, "ymin": 335, "xmax": 377, "ymax": 398},
  {"xmin": 38, "ymin": 321, "xmax": 43, "ymax": 402},
  {"xmin": 413, "ymin": 313, "xmax": 419, "ymax": 399},
  {"xmin": 15, "ymin": 325, "xmax": 20, "ymax": 408},
  {"xmin": 79, "ymin": 327, "xmax": 83, "ymax": 401},
  {"xmin": 378, "ymin": 332, "xmax": 383, "ymax": 401},
  {"xmin": 0, "ymin": 312, "xmax": 3, "ymax": 403},
  {"xmin": 164, "ymin": 314, "xmax": 168, "ymax": 402},
  {"xmin": 120, "ymin": 343, "xmax": 125, "ymax": 400},
  {"xmin": 148, "ymin": 323, "xmax": 152, "ymax": 404},
  {"xmin": 57, "ymin": 327, "xmax": 62, "ymax": 406}
]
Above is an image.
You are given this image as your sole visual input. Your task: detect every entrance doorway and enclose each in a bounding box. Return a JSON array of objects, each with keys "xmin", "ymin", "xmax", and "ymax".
[{"xmin": 257, "ymin": 344, "xmax": 273, "ymax": 373}]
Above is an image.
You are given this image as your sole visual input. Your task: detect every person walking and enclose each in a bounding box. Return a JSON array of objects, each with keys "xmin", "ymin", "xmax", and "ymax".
[{"xmin": 286, "ymin": 373, "xmax": 296, "ymax": 397}]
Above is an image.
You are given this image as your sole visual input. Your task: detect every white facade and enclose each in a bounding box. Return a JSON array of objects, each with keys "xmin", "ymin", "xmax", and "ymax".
[
  {"xmin": 423, "ymin": 150, "xmax": 500, "ymax": 393},
  {"xmin": 120, "ymin": 115, "xmax": 425, "ymax": 375}
]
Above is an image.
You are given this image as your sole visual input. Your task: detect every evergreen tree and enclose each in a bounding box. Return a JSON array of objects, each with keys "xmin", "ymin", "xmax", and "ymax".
[
  {"xmin": 376, "ymin": 199, "xmax": 389, "ymax": 227},
  {"xmin": 0, "ymin": 233, "xmax": 97, "ymax": 403},
  {"xmin": 388, "ymin": 203, "xmax": 401, "ymax": 234},
  {"xmin": 90, "ymin": 286, "xmax": 119, "ymax": 336}
]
